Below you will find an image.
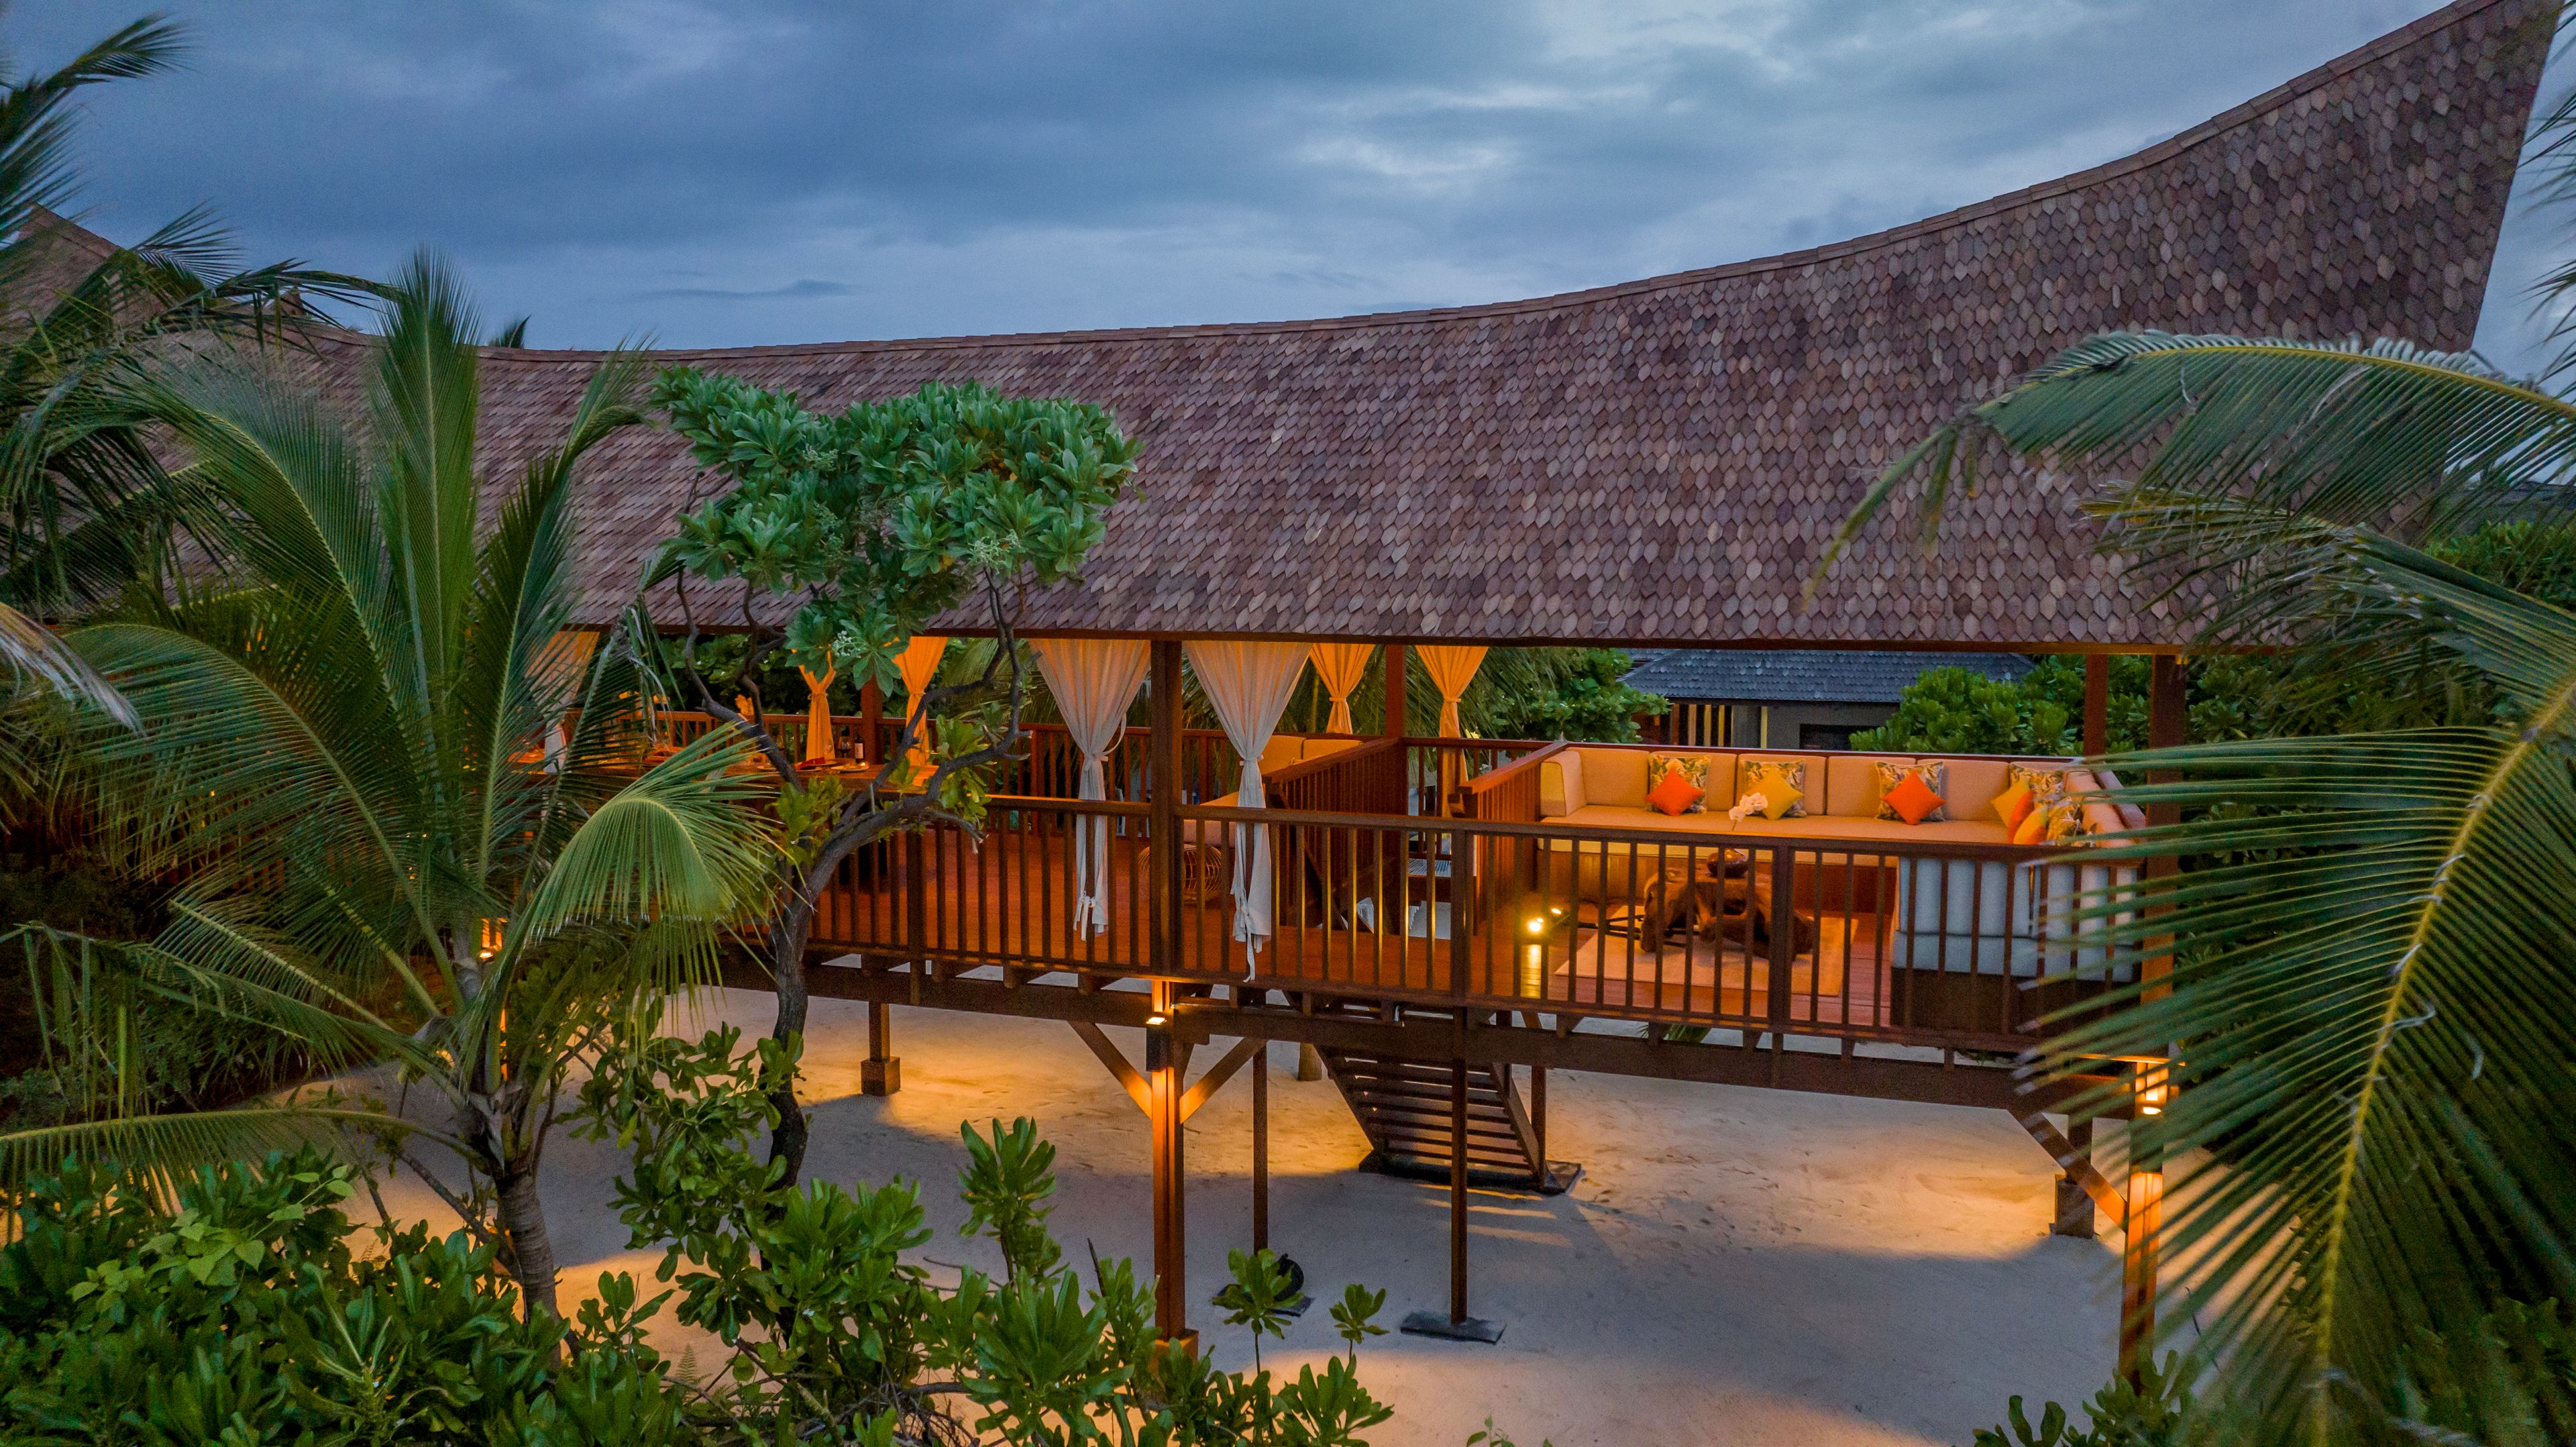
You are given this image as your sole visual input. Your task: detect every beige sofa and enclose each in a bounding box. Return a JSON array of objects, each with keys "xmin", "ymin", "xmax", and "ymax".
[{"xmin": 1531, "ymin": 745, "xmax": 2143, "ymax": 980}]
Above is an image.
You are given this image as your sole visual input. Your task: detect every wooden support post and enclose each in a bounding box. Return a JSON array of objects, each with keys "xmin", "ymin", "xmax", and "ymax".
[
  {"xmin": 1251, "ymin": 1042, "xmax": 1269, "ymax": 1252},
  {"xmin": 1150, "ymin": 641, "xmax": 1183, "ymax": 973},
  {"xmin": 2119, "ymin": 656, "xmax": 2186, "ymax": 1380},
  {"xmin": 2083, "ymin": 655, "xmax": 2110, "ymax": 757},
  {"xmin": 859, "ymin": 680, "xmax": 882, "ymax": 764},
  {"xmin": 1147, "ymin": 985, "xmax": 1192, "ymax": 1344},
  {"xmin": 861, "ymin": 1001, "xmax": 900, "ymax": 1095},
  {"xmin": 1296, "ymin": 1042, "xmax": 1324, "ymax": 1081},
  {"xmin": 1381, "ymin": 642, "xmax": 1408, "ymax": 737},
  {"xmin": 1531, "ymin": 1065, "xmax": 1548, "ymax": 1185},
  {"xmin": 1449, "ymin": 1058, "xmax": 1469, "ymax": 1324},
  {"xmin": 2051, "ymin": 1116, "xmax": 2096, "ymax": 1238}
]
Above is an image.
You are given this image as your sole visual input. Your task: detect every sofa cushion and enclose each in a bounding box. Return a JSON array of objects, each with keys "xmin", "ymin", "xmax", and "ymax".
[
  {"xmin": 1644, "ymin": 752, "xmax": 1715, "ymax": 812},
  {"xmin": 1575, "ymin": 747, "xmax": 1652, "ymax": 808},
  {"xmin": 1539, "ymin": 751, "xmax": 1586, "ymax": 818},
  {"xmin": 1882, "ymin": 770, "xmax": 1945, "ymax": 824},
  {"xmin": 1256, "ymin": 736, "xmax": 1303, "ymax": 774},
  {"xmin": 1825, "ymin": 754, "xmax": 1912, "ymax": 817},
  {"xmin": 1646, "ymin": 767, "xmax": 1706, "ymax": 816},
  {"xmin": 1301, "ymin": 737, "xmax": 1359, "ymax": 763},
  {"xmin": 1735, "ymin": 756, "xmax": 1811, "ymax": 817},
  {"xmin": 1943, "ymin": 757, "xmax": 2012, "ymax": 821},
  {"xmin": 1875, "ymin": 759, "xmax": 1949, "ymax": 822},
  {"xmin": 1544, "ymin": 805, "xmax": 2012, "ymax": 849}
]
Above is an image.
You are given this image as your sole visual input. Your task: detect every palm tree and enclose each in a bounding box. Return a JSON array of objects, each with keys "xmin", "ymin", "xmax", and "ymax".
[
  {"xmin": 7, "ymin": 256, "xmax": 776, "ymax": 1320},
  {"xmin": 0, "ymin": 15, "xmax": 372, "ymax": 723},
  {"xmin": 1823, "ymin": 182, "xmax": 2576, "ymax": 1440}
]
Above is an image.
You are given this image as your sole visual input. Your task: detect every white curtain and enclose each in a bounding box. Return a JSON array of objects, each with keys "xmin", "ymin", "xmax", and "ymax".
[
  {"xmin": 1030, "ymin": 637, "xmax": 1150, "ymax": 937},
  {"xmin": 1184, "ymin": 641, "xmax": 1309, "ymax": 967},
  {"xmin": 1309, "ymin": 643, "xmax": 1375, "ymax": 735},
  {"xmin": 799, "ymin": 662, "xmax": 836, "ymax": 763},
  {"xmin": 895, "ymin": 635, "xmax": 948, "ymax": 786}
]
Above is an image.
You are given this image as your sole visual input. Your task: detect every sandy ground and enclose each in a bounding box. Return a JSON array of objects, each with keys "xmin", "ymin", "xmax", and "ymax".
[{"xmin": 374, "ymin": 988, "xmax": 2129, "ymax": 1447}]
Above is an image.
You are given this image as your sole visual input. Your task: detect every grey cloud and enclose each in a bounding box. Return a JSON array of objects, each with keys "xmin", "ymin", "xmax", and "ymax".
[{"xmin": 17, "ymin": 0, "xmax": 2563, "ymax": 364}]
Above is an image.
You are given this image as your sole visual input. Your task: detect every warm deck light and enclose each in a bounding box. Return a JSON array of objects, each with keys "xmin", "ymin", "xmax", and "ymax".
[
  {"xmin": 1525, "ymin": 916, "xmax": 1546, "ymax": 936},
  {"xmin": 1145, "ymin": 1012, "xmax": 1168, "ymax": 1027}
]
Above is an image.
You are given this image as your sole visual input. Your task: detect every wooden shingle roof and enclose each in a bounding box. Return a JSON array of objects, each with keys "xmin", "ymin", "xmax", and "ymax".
[{"xmin": 108, "ymin": 0, "xmax": 2573, "ymax": 650}]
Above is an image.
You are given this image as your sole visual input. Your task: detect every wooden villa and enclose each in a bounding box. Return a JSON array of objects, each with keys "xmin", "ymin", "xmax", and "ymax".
[{"xmin": 43, "ymin": 0, "xmax": 2546, "ymax": 1371}]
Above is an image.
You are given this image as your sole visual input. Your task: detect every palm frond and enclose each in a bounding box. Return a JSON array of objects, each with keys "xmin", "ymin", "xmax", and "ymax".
[
  {"xmin": 0, "ymin": 1106, "xmax": 422, "ymax": 1198},
  {"xmin": 0, "ymin": 598, "xmax": 129, "ymax": 722},
  {"xmin": 512, "ymin": 728, "xmax": 777, "ymax": 942},
  {"xmin": 2044, "ymin": 525, "xmax": 2576, "ymax": 1438}
]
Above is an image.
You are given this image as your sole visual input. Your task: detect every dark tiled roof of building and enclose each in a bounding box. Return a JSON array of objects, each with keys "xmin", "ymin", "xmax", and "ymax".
[
  {"xmin": 43, "ymin": 0, "xmax": 2557, "ymax": 650},
  {"xmin": 1625, "ymin": 649, "xmax": 2033, "ymax": 706}
]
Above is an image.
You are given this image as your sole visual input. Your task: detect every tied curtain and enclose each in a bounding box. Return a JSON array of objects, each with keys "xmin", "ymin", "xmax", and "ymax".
[
  {"xmin": 1417, "ymin": 645, "xmax": 1488, "ymax": 815},
  {"xmin": 1184, "ymin": 641, "xmax": 1309, "ymax": 967},
  {"xmin": 799, "ymin": 663, "xmax": 836, "ymax": 763},
  {"xmin": 1028, "ymin": 638, "xmax": 1150, "ymax": 938},
  {"xmin": 1308, "ymin": 643, "xmax": 1375, "ymax": 735},
  {"xmin": 895, "ymin": 635, "xmax": 949, "ymax": 786}
]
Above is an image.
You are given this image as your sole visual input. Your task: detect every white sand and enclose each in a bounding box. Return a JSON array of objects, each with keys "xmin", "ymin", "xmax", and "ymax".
[{"xmin": 374, "ymin": 987, "xmax": 2128, "ymax": 1447}]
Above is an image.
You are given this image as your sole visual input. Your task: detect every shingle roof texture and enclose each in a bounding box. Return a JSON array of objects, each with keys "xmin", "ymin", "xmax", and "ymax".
[
  {"xmin": 1625, "ymin": 649, "xmax": 2034, "ymax": 706},
  {"xmin": 274, "ymin": 0, "xmax": 2572, "ymax": 648}
]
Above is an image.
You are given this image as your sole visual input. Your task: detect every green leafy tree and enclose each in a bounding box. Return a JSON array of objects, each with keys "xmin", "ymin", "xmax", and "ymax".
[
  {"xmin": 648, "ymin": 369, "xmax": 1136, "ymax": 1183},
  {"xmin": 1853, "ymin": 657, "xmax": 2150, "ymax": 756},
  {"xmin": 574, "ymin": 1011, "xmax": 1395, "ymax": 1445},
  {"xmin": 3, "ymin": 258, "xmax": 775, "ymax": 1321}
]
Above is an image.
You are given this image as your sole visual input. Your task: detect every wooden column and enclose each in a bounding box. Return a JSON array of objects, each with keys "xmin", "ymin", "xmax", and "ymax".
[
  {"xmin": 1449, "ymin": 1058, "xmax": 1470, "ymax": 1324},
  {"xmin": 2118, "ymin": 653, "xmax": 2188, "ymax": 1381},
  {"xmin": 2051, "ymin": 1116, "xmax": 2094, "ymax": 1238},
  {"xmin": 859, "ymin": 680, "xmax": 883, "ymax": 764},
  {"xmin": 1251, "ymin": 1042, "xmax": 1270, "ymax": 1252},
  {"xmin": 1150, "ymin": 641, "xmax": 1183, "ymax": 973},
  {"xmin": 860, "ymin": 1001, "xmax": 900, "ymax": 1095},
  {"xmin": 1147, "ymin": 985, "xmax": 1192, "ymax": 1343},
  {"xmin": 1381, "ymin": 642, "xmax": 1409, "ymax": 737},
  {"xmin": 1531, "ymin": 1065, "xmax": 1548, "ymax": 1187},
  {"xmin": 2083, "ymin": 655, "xmax": 2110, "ymax": 757}
]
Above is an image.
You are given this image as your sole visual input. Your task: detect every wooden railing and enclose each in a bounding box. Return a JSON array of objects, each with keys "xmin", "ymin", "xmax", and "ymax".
[{"xmin": 806, "ymin": 789, "xmax": 2135, "ymax": 1055}]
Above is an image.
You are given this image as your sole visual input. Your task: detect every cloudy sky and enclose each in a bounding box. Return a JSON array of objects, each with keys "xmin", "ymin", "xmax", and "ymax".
[{"xmin": 19, "ymin": 1, "xmax": 2573, "ymax": 368}]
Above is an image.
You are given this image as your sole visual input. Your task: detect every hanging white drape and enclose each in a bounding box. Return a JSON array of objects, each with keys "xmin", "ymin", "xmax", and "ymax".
[
  {"xmin": 1308, "ymin": 643, "xmax": 1375, "ymax": 735},
  {"xmin": 799, "ymin": 662, "xmax": 837, "ymax": 763},
  {"xmin": 894, "ymin": 635, "xmax": 947, "ymax": 787},
  {"xmin": 1417, "ymin": 645, "xmax": 1488, "ymax": 816},
  {"xmin": 1184, "ymin": 641, "xmax": 1309, "ymax": 967},
  {"xmin": 1029, "ymin": 637, "xmax": 1150, "ymax": 938}
]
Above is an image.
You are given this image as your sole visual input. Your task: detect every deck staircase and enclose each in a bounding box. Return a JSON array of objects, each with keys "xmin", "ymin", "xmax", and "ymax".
[{"xmin": 1317, "ymin": 1048, "xmax": 1580, "ymax": 1194}]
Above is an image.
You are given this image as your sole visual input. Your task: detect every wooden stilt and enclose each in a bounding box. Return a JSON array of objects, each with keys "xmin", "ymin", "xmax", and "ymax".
[
  {"xmin": 1149, "ymin": 642, "xmax": 1183, "ymax": 972},
  {"xmin": 859, "ymin": 680, "xmax": 882, "ymax": 764},
  {"xmin": 2052, "ymin": 1116, "xmax": 2095, "ymax": 1238},
  {"xmin": 1295, "ymin": 1042, "xmax": 1324, "ymax": 1081},
  {"xmin": 2120, "ymin": 1114, "xmax": 2165, "ymax": 1383},
  {"xmin": 860, "ymin": 1001, "xmax": 900, "ymax": 1095},
  {"xmin": 1449, "ymin": 1058, "xmax": 1468, "ymax": 1324},
  {"xmin": 1529, "ymin": 1065, "xmax": 1548, "ymax": 1189},
  {"xmin": 1252, "ymin": 1042, "xmax": 1270, "ymax": 1252},
  {"xmin": 1147, "ymin": 987, "xmax": 1192, "ymax": 1343}
]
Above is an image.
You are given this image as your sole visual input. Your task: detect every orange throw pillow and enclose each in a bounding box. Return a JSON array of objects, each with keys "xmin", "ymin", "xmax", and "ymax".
[
  {"xmin": 1992, "ymin": 781, "xmax": 2034, "ymax": 834},
  {"xmin": 1646, "ymin": 769, "xmax": 1705, "ymax": 817},
  {"xmin": 2011, "ymin": 805, "xmax": 2053, "ymax": 846},
  {"xmin": 1883, "ymin": 771, "xmax": 1944, "ymax": 826}
]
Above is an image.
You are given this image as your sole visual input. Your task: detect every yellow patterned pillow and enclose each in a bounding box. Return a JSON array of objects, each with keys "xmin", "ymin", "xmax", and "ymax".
[
  {"xmin": 2045, "ymin": 800, "xmax": 2093, "ymax": 845},
  {"xmin": 1735, "ymin": 758, "xmax": 1808, "ymax": 818},
  {"xmin": 1873, "ymin": 759, "xmax": 1948, "ymax": 822},
  {"xmin": 2008, "ymin": 763, "xmax": 2071, "ymax": 811},
  {"xmin": 1645, "ymin": 753, "xmax": 1710, "ymax": 814}
]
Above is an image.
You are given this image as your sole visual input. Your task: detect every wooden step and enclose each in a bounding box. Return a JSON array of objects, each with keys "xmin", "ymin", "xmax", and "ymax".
[{"xmin": 1316, "ymin": 1047, "xmax": 1579, "ymax": 1195}]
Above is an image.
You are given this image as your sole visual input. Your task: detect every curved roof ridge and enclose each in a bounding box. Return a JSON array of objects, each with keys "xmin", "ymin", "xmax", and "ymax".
[{"xmin": 474, "ymin": 0, "xmax": 2525, "ymax": 368}]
